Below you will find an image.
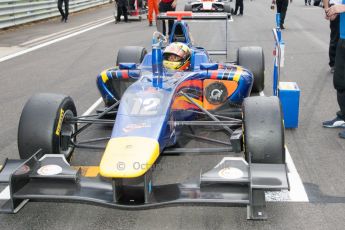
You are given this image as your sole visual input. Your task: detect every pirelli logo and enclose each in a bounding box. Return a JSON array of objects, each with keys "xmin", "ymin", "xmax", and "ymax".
[{"xmin": 55, "ymin": 109, "xmax": 64, "ymax": 136}]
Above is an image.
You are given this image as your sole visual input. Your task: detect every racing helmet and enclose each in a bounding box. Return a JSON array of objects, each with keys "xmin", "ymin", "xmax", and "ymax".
[{"xmin": 163, "ymin": 42, "xmax": 191, "ymax": 71}]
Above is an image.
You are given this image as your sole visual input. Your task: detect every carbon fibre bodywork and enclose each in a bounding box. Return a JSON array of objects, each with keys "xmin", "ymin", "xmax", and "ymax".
[
  {"xmin": 97, "ymin": 66, "xmax": 252, "ymax": 153},
  {"xmin": 0, "ymin": 13, "xmax": 288, "ymax": 220}
]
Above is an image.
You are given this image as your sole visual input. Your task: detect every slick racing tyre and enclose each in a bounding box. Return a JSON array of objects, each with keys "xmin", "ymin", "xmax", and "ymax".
[
  {"xmin": 223, "ymin": 4, "xmax": 233, "ymax": 14},
  {"xmin": 116, "ymin": 46, "xmax": 147, "ymax": 66},
  {"xmin": 184, "ymin": 4, "xmax": 192, "ymax": 11},
  {"xmin": 237, "ymin": 46, "xmax": 265, "ymax": 93},
  {"xmin": 18, "ymin": 93, "xmax": 77, "ymax": 160},
  {"xmin": 243, "ymin": 96, "xmax": 285, "ymax": 164}
]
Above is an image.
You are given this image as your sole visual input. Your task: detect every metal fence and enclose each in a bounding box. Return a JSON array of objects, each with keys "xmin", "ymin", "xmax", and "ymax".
[{"xmin": 0, "ymin": 0, "xmax": 110, "ymax": 29}]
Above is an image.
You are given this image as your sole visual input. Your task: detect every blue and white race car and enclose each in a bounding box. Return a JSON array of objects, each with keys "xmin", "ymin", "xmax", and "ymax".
[{"xmin": 0, "ymin": 12, "xmax": 288, "ymax": 220}]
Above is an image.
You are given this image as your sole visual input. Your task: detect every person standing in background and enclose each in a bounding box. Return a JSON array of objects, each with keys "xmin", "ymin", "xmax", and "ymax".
[
  {"xmin": 234, "ymin": 0, "xmax": 244, "ymax": 16},
  {"xmin": 115, "ymin": 0, "xmax": 128, "ymax": 23},
  {"xmin": 323, "ymin": 0, "xmax": 345, "ymax": 138},
  {"xmin": 323, "ymin": 0, "xmax": 340, "ymax": 73},
  {"xmin": 272, "ymin": 0, "xmax": 292, "ymax": 29},
  {"xmin": 159, "ymin": 0, "xmax": 177, "ymax": 36},
  {"xmin": 57, "ymin": 0, "xmax": 69, "ymax": 22},
  {"xmin": 148, "ymin": 0, "xmax": 159, "ymax": 26}
]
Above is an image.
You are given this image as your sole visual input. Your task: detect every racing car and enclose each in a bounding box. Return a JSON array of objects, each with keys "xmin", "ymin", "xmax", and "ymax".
[
  {"xmin": 0, "ymin": 12, "xmax": 288, "ymax": 220},
  {"xmin": 184, "ymin": 0, "xmax": 234, "ymax": 14}
]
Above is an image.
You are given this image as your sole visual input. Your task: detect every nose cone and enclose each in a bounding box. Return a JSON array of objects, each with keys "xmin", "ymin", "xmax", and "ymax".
[{"xmin": 100, "ymin": 137, "xmax": 160, "ymax": 178}]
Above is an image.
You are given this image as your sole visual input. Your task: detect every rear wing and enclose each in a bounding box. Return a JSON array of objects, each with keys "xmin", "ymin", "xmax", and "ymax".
[
  {"xmin": 156, "ymin": 11, "xmax": 231, "ymax": 57},
  {"xmin": 156, "ymin": 12, "xmax": 231, "ymax": 21}
]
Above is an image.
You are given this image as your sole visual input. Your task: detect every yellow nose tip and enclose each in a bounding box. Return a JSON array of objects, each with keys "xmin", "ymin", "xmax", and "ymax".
[{"xmin": 99, "ymin": 137, "xmax": 160, "ymax": 178}]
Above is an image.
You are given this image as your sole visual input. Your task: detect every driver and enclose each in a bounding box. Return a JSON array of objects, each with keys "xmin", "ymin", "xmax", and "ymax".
[{"xmin": 163, "ymin": 42, "xmax": 191, "ymax": 71}]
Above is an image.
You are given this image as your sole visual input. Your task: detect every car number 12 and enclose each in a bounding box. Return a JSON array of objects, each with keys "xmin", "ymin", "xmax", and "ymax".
[{"xmin": 130, "ymin": 98, "xmax": 160, "ymax": 115}]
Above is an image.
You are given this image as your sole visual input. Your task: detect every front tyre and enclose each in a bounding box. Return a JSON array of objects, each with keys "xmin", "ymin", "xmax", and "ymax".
[
  {"xmin": 243, "ymin": 96, "xmax": 285, "ymax": 164},
  {"xmin": 18, "ymin": 93, "xmax": 77, "ymax": 160}
]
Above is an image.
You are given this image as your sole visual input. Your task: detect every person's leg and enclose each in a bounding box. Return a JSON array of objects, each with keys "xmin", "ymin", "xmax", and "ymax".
[
  {"xmin": 334, "ymin": 39, "xmax": 345, "ymax": 119},
  {"xmin": 64, "ymin": 0, "xmax": 69, "ymax": 21},
  {"xmin": 335, "ymin": 39, "xmax": 345, "ymax": 137},
  {"xmin": 148, "ymin": 0, "xmax": 153, "ymax": 23},
  {"xmin": 123, "ymin": 6, "xmax": 128, "ymax": 22},
  {"xmin": 276, "ymin": 0, "xmax": 282, "ymax": 14},
  {"xmin": 239, "ymin": 0, "xmax": 243, "ymax": 15},
  {"xmin": 234, "ymin": 0, "xmax": 239, "ymax": 15},
  {"xmin": 337, "ymin": 91, "xmax": 345, "ymax": 119},
  {"xmin": 57, "ymin": 0, "xmax": 65, "ymax": 20},
  {"xmin": 153, "ymin": 0, "xmax": 159, "ymax": 20},
  {"xmin": 116, "ymin": 5, "xmax": 122, "ymax": 22},
  {"xmin": 280, "ymin": 0, "xmax": 288, "ymax": 27},
  {"xmin": 324, "ymin": 39, "xmax": 345, "ymax": 128},
  {"xmin": 329, "ymin": 16, "xmax": 340, "ymax": 69},
  {"xmin": 276, "ymin": 0, "xmax": 284, "ymax": 27},
  {"xmin": 154, "ymin": 0, "xmax": 159, "ymax": 14},
  {"xmin": 147, "ymin": 0, "xmax": 159, "ymax": 25}
]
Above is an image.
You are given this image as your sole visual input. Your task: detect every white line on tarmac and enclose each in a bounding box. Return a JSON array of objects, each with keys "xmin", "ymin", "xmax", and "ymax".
[
  {"xmin": 285, "ymin": 147, "xmax": 309, "ymax": 202},
  {"xmin": 19, "ymin": 16, "xmax": 113, "ymax": 47},
  {"xmin": 0, "ymin": 18, "xmax": 114, "ymax": 63}
]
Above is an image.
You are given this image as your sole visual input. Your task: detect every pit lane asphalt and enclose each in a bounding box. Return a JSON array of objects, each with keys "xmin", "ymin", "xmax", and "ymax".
[{"xmin": 0, "ymin": 1, "xmax": 345, "ymax": 229}]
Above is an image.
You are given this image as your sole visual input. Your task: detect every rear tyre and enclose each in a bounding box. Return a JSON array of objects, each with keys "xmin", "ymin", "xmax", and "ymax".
[
  {"xmin": 243, "ymin": 96, "xmax": 285, "ymax": 164},
  {"xmin": 116, "ymin": 46, "xmax": 147, "ymax": 65},
  {"xmin": 184, "ymin": 4, "xmax": 192, "ymax": 11},
  {"xmin": 112, "ymin": 46, "xmax": 147, "ymax": 103},
  {"xmin": 237, "ymin": 46, "xmax": 265, "ymax": 93},
  {"xmin": 18, "ymin": 93, "xmax": 77, "ymax": 160},
  {"xmin": 223, "ymin": 4, "xmax": 232, "ymax": 14}
]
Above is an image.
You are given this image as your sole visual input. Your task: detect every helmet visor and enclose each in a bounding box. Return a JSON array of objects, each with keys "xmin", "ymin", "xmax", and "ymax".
[{"xmin": 166, "ymin": 54, "xmax": 182, "ymax": 62}]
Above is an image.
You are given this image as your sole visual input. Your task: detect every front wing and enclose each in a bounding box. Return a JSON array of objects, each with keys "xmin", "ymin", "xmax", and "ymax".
[{"xmin": 0, "ymin": 149, "xmax": 288, "ymax": 219}]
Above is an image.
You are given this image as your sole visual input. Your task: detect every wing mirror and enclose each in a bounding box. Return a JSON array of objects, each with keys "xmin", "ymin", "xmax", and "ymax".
[
  {"xmin": 119, "ymin": 63, "xmax": 137, "ymax": 70},
  {"xmin": 200, "ymin": 63, "xmax": 219, "ymax": 70}
]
